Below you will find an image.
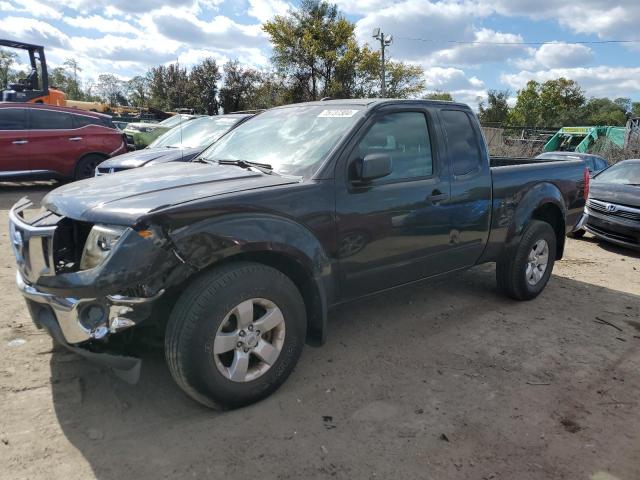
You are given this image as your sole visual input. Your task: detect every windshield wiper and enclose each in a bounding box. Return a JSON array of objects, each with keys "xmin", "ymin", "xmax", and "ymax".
[{"xmin": 216, "ymin": 159, "xmax": 278, "ymax": 175}]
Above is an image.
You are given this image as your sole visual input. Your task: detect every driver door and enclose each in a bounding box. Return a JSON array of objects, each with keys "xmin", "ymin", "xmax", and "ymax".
[{"xmin": 335, "ymin": 108, "xmax": 453, "ymax": 299}]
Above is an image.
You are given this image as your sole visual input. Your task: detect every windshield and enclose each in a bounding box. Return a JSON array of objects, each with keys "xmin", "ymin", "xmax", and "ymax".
[
  {"xmin": 160, "ymin": 114, "xmax": 192, "ymax": 128},
  {"xmin": 150, "ymin": 116, "xmax": 242, "ymax": 149},
  {"xmin": 594, "ymin": 162, "xmax": 640, "ymax": 185},
  {"xmin": 200, "ymin": 105, "xmax": 365, "ymax": 177}
]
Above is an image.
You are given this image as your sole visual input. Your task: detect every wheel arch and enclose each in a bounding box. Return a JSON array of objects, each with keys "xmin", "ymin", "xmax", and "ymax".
[
  {"xmin": 165, "ymin": 213, "xmax": 334, "ymax": 346},
  {"xmin": 509, "ymin": 182, "xmax": 567, "ymax": 259}
]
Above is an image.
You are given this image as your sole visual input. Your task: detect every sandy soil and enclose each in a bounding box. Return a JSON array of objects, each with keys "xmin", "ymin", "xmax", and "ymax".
[{"xmin": 0, "ymin": 184, "xmax": 639, "ymax": 480}]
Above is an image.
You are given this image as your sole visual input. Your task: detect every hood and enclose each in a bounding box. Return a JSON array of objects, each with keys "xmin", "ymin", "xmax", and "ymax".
[
  {"xmin": 98, "ymin": 147, "xmax": 201, "ymax": 169},
  {"xmin": 43, "ymin": 162, "xmax": 299, "ymax": 225},
  {"xmin": 590, "ymin": 182, "xmax": 640, "ymax": 208}
]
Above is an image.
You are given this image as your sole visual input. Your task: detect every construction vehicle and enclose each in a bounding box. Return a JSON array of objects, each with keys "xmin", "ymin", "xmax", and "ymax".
[
  {"xmin": 1, "ymin": 39, "xmax": 66, "ymax": 105},
  {"xmin": 543, "ymin": 126, "xmax": 625, "ymax": 153}
]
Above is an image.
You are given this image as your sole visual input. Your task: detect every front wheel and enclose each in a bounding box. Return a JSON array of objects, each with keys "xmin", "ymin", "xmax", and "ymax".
[
  {"xmin": 496, "ymin": 220, "xmax": 557, "ymax": 300},
  {"xmin": 75, "ymin": 154, "xmax": 104, "ymax": 180},
  {"xmin": 165, "ymin": 262, "xmax": 307, "ymax": 409}
]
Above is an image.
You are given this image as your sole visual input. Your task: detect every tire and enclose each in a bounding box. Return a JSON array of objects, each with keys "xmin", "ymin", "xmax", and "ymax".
[
  {"xmin": 75, "ymin": 154, "xmax": 104, "ymax": 180},
  {"xmin": 165, "ymin": 262, "xmax": 307, "ymax": 409},
  {"xmin": 496, "ymin": 220, "xmax": 557, "ymax": 301},
  {"xmin": 568, "ymin": 228, "xmax": 585, "ymax": 239}
]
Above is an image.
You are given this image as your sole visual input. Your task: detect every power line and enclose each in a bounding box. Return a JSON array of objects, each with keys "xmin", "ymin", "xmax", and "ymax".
[{"xmin": 396, "ymin": 36, "xmax": 640, "ymax": 46}]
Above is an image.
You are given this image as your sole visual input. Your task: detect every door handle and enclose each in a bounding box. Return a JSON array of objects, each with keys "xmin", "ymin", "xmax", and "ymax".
[
  {"xmin": 428, "ymin": 191, "xmax": 449, "ymax": 205},
  {"xmin": 12, "ymin": 140, "xmax": 28, "ymax": 145},
  {"xmin": 69, "ymin": 137, "xmax": 83, "ymax": 141}
]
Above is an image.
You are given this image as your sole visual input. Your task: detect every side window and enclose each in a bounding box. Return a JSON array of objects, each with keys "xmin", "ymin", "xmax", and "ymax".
[
  {"xmin": 73, "ymin": 114, "xmax": 98, "ymax": 129},
  {"xmin": 441, "ymin": 110, "xmax": 482, "ymax": 176},
  {"xmin": 0, "ymin": 108, "xmax": 27, "ymax": 130},
  {"xmin": 30, "ymin": 109, "xmax": 74, "ymax": 130},
  {"xmin": 353, "ymin": 111, "xmax": 433, "ymax": 182}
]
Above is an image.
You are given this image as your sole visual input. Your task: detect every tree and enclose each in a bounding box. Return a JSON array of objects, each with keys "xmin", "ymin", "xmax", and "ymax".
[
  {"xmin": 633, "ymin": 102, "xmax": 640, "ymax": 118},
  {"xmin": 508, "ymin": 78, "xmax": 586, "ymax": 127},
  {"xmin": 95, "ymin": 73, "xmax": 123, "ymax": 105},
  {"xmin": 508, "ymin": 80, "xmax": 540, "ymax": 126},
  {"xmin": 580, "ymin": 97, "xmax": 627, "ymax": 126},
  {"xmin": 424, "ymin": 91, "xmax": 454, "ymax": 101},
  {"xmin": 264, "ymin": 0, "xmax": 360, "ymax": 101},
  {"xmin": 0, "ymin": 48, "xmax": 17, "ymax": 88},
  {"xmin": 187, "ymin": 58, "xmax": 221, "ymax": 114},
  {"xmin": 219, "ymin": 60, "xmax": 261, "ymax": 113},
  {"xmin": 384, "ymin": 60, "xmax": 425, "ymax": 98},
  {"xmin": 62, "ymin": 58, "xmax": 82, "ymax": 99},
  {"xmin": 126, "ymin": 75, "xmax": 150, "ymax": 107},
  {"xmin": 478, "ymin": 90, "xmax": 510, "ymax": 124}
]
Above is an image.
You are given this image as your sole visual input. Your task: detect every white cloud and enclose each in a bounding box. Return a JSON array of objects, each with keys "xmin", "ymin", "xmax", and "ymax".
[
  {"xmin": 480, "ymin": 0, "xmax": 640, "ymax": 42},
  {"xmin": 0, "ymin": 0, "xmax": 62, "ymax": 19},
  {"xmin": 423, "ymin": 67, "xmax": 486, "ymax": 107},
  {"xmin": 424, "ymin": 28, "xmax": 528, "ymax": 67},
  {"xmin": 516, "ymin": 42, "xmax": 595, "ymax": 69},
  {"xmin": 0, "ymin": 16, "xmax": 71, "ymax": 49},
  {"xmin": 246, "ymin": 0, "xmax": 291, "ymax": 22},
  {"xmin": 63, "ymin": 15, "xmax": 140, "ymax": 35},
  {"xmin": 501, "ymin": 66, "xmax": 640, "ymax": 99}
]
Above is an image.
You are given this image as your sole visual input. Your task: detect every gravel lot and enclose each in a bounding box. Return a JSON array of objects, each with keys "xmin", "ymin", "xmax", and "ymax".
[{"xmin": 1, "ymin": 183, "xmax": 639, "ymax": 480}]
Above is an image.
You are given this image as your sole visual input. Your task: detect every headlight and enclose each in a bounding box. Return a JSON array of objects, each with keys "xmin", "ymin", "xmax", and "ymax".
[{"xmin": 80, "ymin": 225, "xmax": 128, "ymax": 270}]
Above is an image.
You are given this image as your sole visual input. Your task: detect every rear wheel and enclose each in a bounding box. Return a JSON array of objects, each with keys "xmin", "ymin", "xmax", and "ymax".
[
  {"xmin": 165, "ymin": 262, "xmax": 307, "ymax": 409},
  {"xmin": 75, "ymin": 154, "xmax": 104, "ymax": 180},
  {"xmin": 496, "ymin": 220, "xmax": 557, "ymax": 300}
]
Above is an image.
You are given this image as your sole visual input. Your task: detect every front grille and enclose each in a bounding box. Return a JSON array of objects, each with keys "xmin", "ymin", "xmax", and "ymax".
[
  {"xmin": 96, "ymin": 166, "xmax": 127, "ymax": 176},
  {"xmin": 9, "ymin": 199, "xmax": 58, "ymax": 284},
  {"xmin": 588, "ymin": 199, "xmax": 640, "ymax": 222},
  {"xmin": 9, "ymin": 199, "xmax": 92, "ymax": 279}
]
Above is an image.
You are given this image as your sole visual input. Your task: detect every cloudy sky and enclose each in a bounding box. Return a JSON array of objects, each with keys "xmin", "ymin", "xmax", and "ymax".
[{"xmin": 1, "ymin": 0, "xmax": 639, "ymax": 107}]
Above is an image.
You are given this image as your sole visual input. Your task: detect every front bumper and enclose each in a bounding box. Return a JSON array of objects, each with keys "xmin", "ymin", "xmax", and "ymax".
[
  {"xmin": 584, "ymin": 206, "xmax": 640, "ymax": 250},
  {"xmin": 17, "ymin": 270, "xmax": 163, "ymax": 383}
]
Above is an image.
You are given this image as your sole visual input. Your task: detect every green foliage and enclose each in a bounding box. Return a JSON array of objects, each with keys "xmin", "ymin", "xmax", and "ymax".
[
  {"xmin": 478, "ymin": 90, "xmax": 509, "ymax": 124},
  {"xmin": 263, "ymin": 0, "xmax": 424, "ymax": 100},
  {"xmin": 423, "ymin": 91, "xmax": 454, "ymax": 101},
  {"xmin": 0, "ymin": 48, "xmax": 18, "ymax": 89},
  {"xmin": 581, "ymin": 97, "xmax": 628, "ymax": 126}
]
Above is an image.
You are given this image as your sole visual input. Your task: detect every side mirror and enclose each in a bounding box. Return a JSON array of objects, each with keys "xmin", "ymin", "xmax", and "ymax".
[{"xmin": 354, "ymin": 152, "xmax": 393, "ymax": 183}]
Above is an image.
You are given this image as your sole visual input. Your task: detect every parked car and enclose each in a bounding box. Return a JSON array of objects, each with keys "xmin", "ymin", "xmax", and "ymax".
[
  {"xmin": 123, "ymin": 114, "xmax": 197, "ymax": 149},
  {"xmin": 536, "ymin": 151, "xmax": 609, "ymax": 175},
  {"xmin": 95, "ymin": 113, "xmax": 253, "ymax": 175},
  {"xmin": 9, "ymin": 99, "xmax": 588, "ymax": 409},
  {"xmin": 581, "ymin": 159, "xmax": 640, "ymax": 250},
  {"xmin": 0, "ymin": 103, "xmax": 126, "ymax": 180}
]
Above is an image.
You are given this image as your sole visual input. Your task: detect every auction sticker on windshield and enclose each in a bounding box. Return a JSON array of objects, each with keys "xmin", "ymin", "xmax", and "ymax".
[{"xmin": 317, "ymin": 109, "xmax": 359, "ymax": 118}]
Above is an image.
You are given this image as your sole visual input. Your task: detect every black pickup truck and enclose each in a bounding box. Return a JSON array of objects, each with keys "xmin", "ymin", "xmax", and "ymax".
[{"xmin": 9, "ymin": 99, "xmax": 588, "ymax": 408}]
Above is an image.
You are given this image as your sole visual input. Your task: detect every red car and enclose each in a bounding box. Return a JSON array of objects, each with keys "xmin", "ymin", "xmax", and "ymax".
[{"xmin": 0, "ymin": 103, "xmax": 126, "ymax": 180}]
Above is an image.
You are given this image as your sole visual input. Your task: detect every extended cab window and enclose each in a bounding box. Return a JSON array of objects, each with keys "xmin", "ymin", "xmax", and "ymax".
[
  {"xmin": 30, "ymin": 109, "xmax": 73, "ymax": 130},
  {"xmin": 0, "ymin": 108, "xmax": 27, "ymax": 130},
  {"xmin": 441, "ymin": 110, "xmax": 481, "ymax": 176},
  {"xmin": 354, "ymin": 112, "xmax": 433, "ymax": 182}
]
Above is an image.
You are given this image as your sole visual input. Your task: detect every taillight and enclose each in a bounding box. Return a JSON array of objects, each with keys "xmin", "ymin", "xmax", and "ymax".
[{"xmin": 583, "ymin": 167, "xmax": 590, "ymax": 199}]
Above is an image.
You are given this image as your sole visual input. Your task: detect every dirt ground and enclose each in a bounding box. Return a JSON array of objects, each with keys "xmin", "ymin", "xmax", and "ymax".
[{"xmin": 1, "ymin": 182, "xmax": 639, "ymax": 480}]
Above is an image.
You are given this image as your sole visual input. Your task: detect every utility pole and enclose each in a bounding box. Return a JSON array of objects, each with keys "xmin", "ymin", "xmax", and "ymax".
[{"xmin": 372, "ymin": 28, "xmax": 393, "ymax": 97}]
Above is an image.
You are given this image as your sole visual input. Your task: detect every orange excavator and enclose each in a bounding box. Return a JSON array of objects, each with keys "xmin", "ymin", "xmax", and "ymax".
[{"xmin": 1, "ymin": 39, "xmax": 66, "ymax": 105}]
